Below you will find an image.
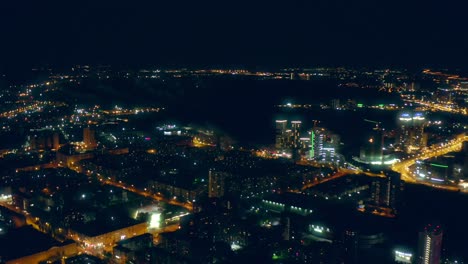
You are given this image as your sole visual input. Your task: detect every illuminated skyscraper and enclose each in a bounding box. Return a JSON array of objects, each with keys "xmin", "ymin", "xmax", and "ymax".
[
  {"xmin": 398, "ymin": 113, "xmax": 412, "ymax": 147},
  {"xmin": 275, "ymin": 120, "xmax": 288, "ymax": 151},
  {"xmin": 398, "ymin": 112, "xmax": 426, "ymax": 153},
  {"xmin": 412, "ymin": 112, "xmax": 426, "ymax": 148},
  {"xmin": 291, "ymin": 121, "xmax": 302, "ymax": 149},
  {"xmin": 311, "ymin": 127, "xmax": 340, "ymax": 161},
  {"xmin": 311, "ymin": 128, "xmax": 324, "ymax": 159},
  {"xmin": 417, "ymin": 224, "xmax": 443, "ymax": 264}
]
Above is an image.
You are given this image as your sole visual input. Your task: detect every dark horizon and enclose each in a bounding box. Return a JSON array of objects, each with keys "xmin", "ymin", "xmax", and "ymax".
[{"xmin": 2, "ymin": 0, "xmax": 468, "ymax": 73}]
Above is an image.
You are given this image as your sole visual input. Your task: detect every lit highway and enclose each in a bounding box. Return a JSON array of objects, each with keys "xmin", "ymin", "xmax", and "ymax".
[
  {"xmin": 101, "ymin": 179, "xmax": 194, "ymax": 211},
  {"xmin": 391, "ymin": 134, "xmax": 467, "ymax": 191},
  {"xmin": 295, "ymin": 159, "xmax": 385, "ymax": 191},
  {"xmin": 69, "ymin": 164, "xmax": 194, "ymax": 211},
  {"xmin": 0, "ymin": 192, "xmax": 183, "ymax": 258},
  {"xmin": 299, "ymin": 170, "xmax": 348, "ymax": 191},
  {"xmin": 405, "ymin": 99, "xmax": 468, "ymax": 116}
]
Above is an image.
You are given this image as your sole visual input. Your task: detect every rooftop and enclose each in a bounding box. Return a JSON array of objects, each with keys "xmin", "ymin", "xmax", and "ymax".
[
  {"xmin": 0, "ymin": 225, "xmax": 73, "ymax": 261},
  {"xmin": 71, "ymin": 216, "xmax": 144, "ymax": 237}
]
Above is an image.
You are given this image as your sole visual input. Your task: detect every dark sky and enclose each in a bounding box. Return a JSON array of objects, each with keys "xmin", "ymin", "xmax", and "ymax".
[{"xmin": 1, "ymin": 0, "xmax": 467, "ymax": 70}]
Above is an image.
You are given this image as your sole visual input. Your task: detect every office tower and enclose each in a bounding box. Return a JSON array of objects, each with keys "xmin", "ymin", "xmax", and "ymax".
[
  {"xmin": 311, "ymin": 127, "xmax": 340, "ymax": 161},
  {"xmin": 323, "ymin": 133, "xmax": 340, "ymax": 158},
  {"xmin": 291, "ymin": 121, "xmax": 302, "ymax": 149},
  {"xmin": 398, "ymin": 112, "xmax": 426, "ymax": 153},
  {"xmin": 411, "ymin": 112, "xmax": 426, "ymax": 148},
  {"xmin": 417, "ymin": 224, "xmax": 443, "ymax": 264},
  {"xmin": 370, "ymin": 171, "xmax": 401, "ymax": 213},
  {"xmin": 311, "ymin": 128, "xmax": 324, "ymax": 159},
  {"xmin": 309, "ymin": 130, "xmax": 315, "ymax": 159},
  {"xmin": 208, "ymin": 170, "xmax": 228, "ymax": 198},
  {"xmin": 398, "ymin": 113, "xmax": 412, "ymax": 148},
  {"xmin": 83, "ymin": 127, "xmax": 97, "ymax": 149},
  {"xmin": 275, "ymin": 120, "xmax": 288, "ymax": 151}
]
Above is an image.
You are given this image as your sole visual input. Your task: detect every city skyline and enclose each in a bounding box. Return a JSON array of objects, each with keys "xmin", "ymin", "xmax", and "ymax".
[{"xmin": 1, "ymin": 1, "xmax": 468, "ymax": 263}]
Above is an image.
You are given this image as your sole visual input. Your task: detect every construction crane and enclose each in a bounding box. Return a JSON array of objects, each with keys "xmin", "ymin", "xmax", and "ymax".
[{"xmin": 364, "ymin": 119, "xmax": 381, "ymax": 128}]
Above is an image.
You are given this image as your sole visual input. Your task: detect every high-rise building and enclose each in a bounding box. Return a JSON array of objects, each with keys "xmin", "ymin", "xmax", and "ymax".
[
  {"xmin": 412, "ymin": 112, "xmax": 426, "ymax": 147},
  {"xmin": 208, "ymin": 170, "xmax": 229, "ymax": 198},
  {"xmin": 83, "ymin": 127, "xmax": 97, "ymax": 149},
  {"xmin": 358, "ymin": 119, "xmax": 385, "ymax": 164},
  {"xmin": 311, "ymin": 127, "xmax": 340, "ymax": 161},
  {"xmin": 291, "ymin": 121, "xmax": 302, "ymax": 149},
  {"xmin": 417, "ymin": 224, "xmax": 443, "ymax": 264},
  {"xmin": 398, "ymin": 112, "xmax": 426, "ymax": 153},
  {"xmin": 370, "ymin": 171, "xmax": 401, "ymax": 213},
  {"xmin": 398, "ymin": 113, "xmax": 412, "ymax": 147},
  {"xmin": 311, "ymin": 128, "xmax": 324, "ymax": 159},
  {"xmin": 275, "ymin": 120, "xmax": 288, "ymax": 151}
]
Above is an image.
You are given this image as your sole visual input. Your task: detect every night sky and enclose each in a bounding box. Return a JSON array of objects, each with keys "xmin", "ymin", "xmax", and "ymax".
[{"xmin": 1, "ymin": 0, "xmax": 467, "ymax": 70}]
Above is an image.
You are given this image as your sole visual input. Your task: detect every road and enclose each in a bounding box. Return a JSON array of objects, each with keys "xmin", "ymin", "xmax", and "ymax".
[
  {"xmin": 101, "ymin": 178, "xmax": 193, "ymax": 211},
  {"xmin": 391, "ymin": 134, "xmax": 467, "ymax": 191},
  {"xmin": 296, "ymin": 160, "xmax": 385, "ymax": 191},
  {"xmin": 72, "ymin": 165, "xmax": 194, "ymax": 211},
  {"xmin": 300, "ymin": 170, "xmax": 348, "ymax": 191},
  {"xmin": 297, "ymin": 133, "xmax": 466, "ymax": 192},
  {"xmin": 0, "ymin": 201, "xmax": 182, "ymax": 258},
  {"xmin": 405, "ymin": 99, "xmax": 468, "ymax": 116}
]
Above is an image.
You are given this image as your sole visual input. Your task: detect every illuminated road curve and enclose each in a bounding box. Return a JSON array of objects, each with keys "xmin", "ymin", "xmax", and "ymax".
[
  {"xmin": 296, "ymin": 161, "xmax": 384, "ymax": 191},
  {"xmin": 68, "ymin": 164, "xmax": 194, "ymax": 211},
  {"xmin": 406, "ymin": 99, "xmax": 468, "ymax": 116},
  {"xmin": 0, "ymin": 201, "xmax": 182, "ymax": 259},
  {"xmin": 300, "ymin": 170, "xmax": 348, "ymax": 191},
  {"xmin": 391, "ymin": 134, "xmax": 467, "ymax": 191},
  {"xmin": 102, "ymin": 179, "xmax": 194, "ymax": 211}
]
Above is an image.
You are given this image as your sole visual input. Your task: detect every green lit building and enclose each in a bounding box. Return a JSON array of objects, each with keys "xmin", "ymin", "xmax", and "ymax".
[{"xmin": 414, "ymin": 154, "xmax": 465, "ymax": 183}]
